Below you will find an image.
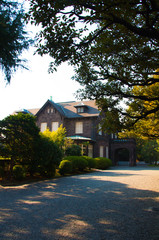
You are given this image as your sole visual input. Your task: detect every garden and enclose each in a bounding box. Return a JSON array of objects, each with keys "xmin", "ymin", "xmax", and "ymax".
[{"xmin": 0, "ymin": 113, "xmax": 112, "ymax": 185}]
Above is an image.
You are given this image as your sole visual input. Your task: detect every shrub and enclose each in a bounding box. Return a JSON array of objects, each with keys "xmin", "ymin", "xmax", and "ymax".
[
  {"xmin": 95, "ymin": 157, "xmax": 112, "ymax": 170},
  {"xmin": 37, "ymin": 135, "xmax": 62, "ymax": 178},
  {"xmin": 13, "ymin": 165, "xmax": 26, "ymax": 180},
  {"xmin": 59, "ymin": 160, "xmax": 72, "ymax": 175},
  {"xmin": 38, "ymin": 164, "xmax": 56, "ymax": 178},
  {"xmin": 0, "ymin": 166, "xmax": 5, "ymax": 178},
  {"xmin": 64, "ymin": 156, "xmax": 88, "ymax": 172},
  {"xmin": 65, "ymin": 145, "xmax": 81, "ymax": 156},
  {"xmin": 82, "ymin": 156, "xmax": 96, "ymax": 169}
]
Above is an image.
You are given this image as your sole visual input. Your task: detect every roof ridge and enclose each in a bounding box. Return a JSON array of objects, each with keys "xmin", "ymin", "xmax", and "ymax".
[{"xmin": 55, "ymin": 103, "xmax": 67, "ymax": 116}]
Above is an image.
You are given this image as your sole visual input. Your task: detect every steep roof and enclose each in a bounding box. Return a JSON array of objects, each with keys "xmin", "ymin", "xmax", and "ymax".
[
  {"xmin": 35, "ymin": 99, "xmax": 100, "ymax": 118},
  {"xmin": 58, "ymin": 100, "xmax": 99, "ymax": 118}
]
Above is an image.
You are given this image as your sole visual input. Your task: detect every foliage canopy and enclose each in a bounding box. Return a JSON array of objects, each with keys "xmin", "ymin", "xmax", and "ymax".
[
  {"xmin": 0, "ymin": 113, "xmax": 40, "ymax": 175},
  {"xmin": 0, "ymin": 0, "xmax": 32, "ymax": 83},
  {"xmin": 28, "ymin": 0, "xmax": 159, "ymax": 132}
]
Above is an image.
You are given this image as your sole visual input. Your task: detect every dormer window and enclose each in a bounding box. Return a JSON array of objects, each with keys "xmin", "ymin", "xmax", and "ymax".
[
  {"xmin": 74, "ymin": 103, "xmax": 88, "ymax": 113},
  {"xmin": 77, "ymin": 107, "xmax": 84, "ymax": 113}
]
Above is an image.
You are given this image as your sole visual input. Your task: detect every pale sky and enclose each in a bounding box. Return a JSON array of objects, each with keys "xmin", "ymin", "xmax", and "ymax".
[
  {"xmin": 0, "ymin": 46, "xmax": 81, "ymax": 120},
  {"xmin": 0, "ymin": 5, "xmax": 83, "ymax": 122}
]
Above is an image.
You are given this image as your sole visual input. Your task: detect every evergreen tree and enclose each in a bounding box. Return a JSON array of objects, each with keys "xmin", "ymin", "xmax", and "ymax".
[
  {"xmin": 0, "ymin": 0, "xmax": 32, "ymax": 83},
  {"xmin": 0, "ymin": 113, "xmax": 40, "ymax": 177}
]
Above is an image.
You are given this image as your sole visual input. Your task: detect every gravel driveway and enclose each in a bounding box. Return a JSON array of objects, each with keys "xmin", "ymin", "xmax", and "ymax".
[{"xmin": 0, "ymin": 166, "xmax": 159, "ymax": 240}]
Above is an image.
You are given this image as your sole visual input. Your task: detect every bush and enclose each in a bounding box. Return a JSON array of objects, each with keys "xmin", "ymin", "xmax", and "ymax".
[
  {"xmin": 37, "ymin": 135, "xmax": 62, "ymax": 178},
  {"xmin": 38, "ymin": 164, "xmax": 56, "ymax": 178},
  {"xmin": 59, "ymin": 160, "xmax": 72, "ymax": 175},
  {"xmin": 95, "ymin": 157, "xmax": 112, "ymax": 170},
  {"xmin": 65, "ymin": 145, "xmax": 81, "ymax": 156},
  {"xmin": 0, "ymin": 166, "xmax": 5, "ymax": 178},
  {"xmin": 64, "ymin": 156, "xmax": 88, "ymax": 172},
  {"xmin": 13, "ymin": 165, "xmax": 26, "ymax": 180},
  {"xmin": 82, "ymin": 156, "xmax": 96, "ymax": 169}
]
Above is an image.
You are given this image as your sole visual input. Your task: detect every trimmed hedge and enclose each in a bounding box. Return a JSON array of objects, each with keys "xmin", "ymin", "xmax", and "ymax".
[
  {"xmin": 95, "ymin": 157, "xmax": 112, "ymax": 170},
  {"xmin": 82, "ymin": 156, "xmax": 96, "ymax": 169},
  {"xmin": 59, "ymin": 160, "xmax": 72, "ymax": 175},
  {"xmin": 64, "ymin": 156, "xmax": 88, "ymax": 172},
  {"xmin": 13, "ymin": 165, "xmax": 26, "ymax": 180}
]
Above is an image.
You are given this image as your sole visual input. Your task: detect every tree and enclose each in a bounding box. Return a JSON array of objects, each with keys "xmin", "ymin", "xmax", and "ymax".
[
  {"xmin": 123, "ymin": 82, "xmax": 159, "ymax": 139},
  {"xmin": 0, "ymin": 113, "xmax": 40, "ymax": 177},
  {"xmin": 37, "ymin": 134, "xmax": 62, "ymax": 177},
  {"xmin": 42, "ymin": 124, "xmax": 66, "ymax": 148},
  {"xmin": 140, "ymin": 140, "xmax": 159, "ymax": 164},
  {"xmin": 0, "ymin": 0, "xmax": 32, "ymax": 83},
  {"xmin": 28, "ymin": 0, "xmax": 159, "ymax": 131}
]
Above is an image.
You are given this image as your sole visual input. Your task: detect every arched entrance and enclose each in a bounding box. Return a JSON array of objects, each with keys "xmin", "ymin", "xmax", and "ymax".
[
  {"xmin": 115, "ymin": 148, "xmax": 130, "ymax": 165},
  {"xmin": 110, "ymin": 138, "xmax": 136, "ymax": 166}
]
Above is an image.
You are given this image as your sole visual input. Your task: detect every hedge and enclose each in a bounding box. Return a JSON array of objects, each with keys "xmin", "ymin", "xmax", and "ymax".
[
  {"xmin": 94, "ymin": 157, "xmax": 112, "ymax": 170},
  {"xmin": 64, "ymin": 156, "xmax": 88, "ymax": 172},
  {"xmin": 82, "ymin": 156, "xmax": 96, "ymax": 169},
  {"xmin": 59, "ymin": 160, "xmax": 72, "ymax": 175}
]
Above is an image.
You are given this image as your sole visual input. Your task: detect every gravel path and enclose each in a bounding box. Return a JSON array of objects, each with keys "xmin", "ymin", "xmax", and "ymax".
[{"xmin": 0, "ymin": 166, "xmax": 159, "ymax": 240}]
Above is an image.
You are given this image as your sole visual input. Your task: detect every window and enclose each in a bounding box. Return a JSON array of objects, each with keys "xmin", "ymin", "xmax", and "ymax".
[
  {"xmin": 88, "ymin": 144, "xmax": 93, "ymax": 158},
  {"xmin": 99, "ymin": 146, "xmax": 104, "ymax": 157},
  {"xmin": 77, "ymin": 107, "xmax": 84, "ymax": 113},
  {"xmin": 106, "ymin": 146, "xmax": 109, "ymax": 158},
  {"xmin": 75, "ymin": 122, "xmax": 83, "ymax": 134},
  {"xmin": 98, "ymin": 124, "xmax": 102, "ymax": 135},
  {"xmin": 41, "ymin": 122, "xmax": 47, "ymax": 132},
  {"xmin": 81, "ymin": 144, "xmax": 87, "ymax": 155},
  {"xmin": 47, "ymin": 108, "xmax": 54, "ymax": 114},
  {"xmin": 52, "ymin": 122, "xmax": 59, "ymax": 131}
]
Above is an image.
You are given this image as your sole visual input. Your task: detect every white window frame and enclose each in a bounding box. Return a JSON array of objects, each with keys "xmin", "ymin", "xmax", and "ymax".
[
  {"xmin": 88, "ymin": 144, "xmax": 93, "ymax": 158},
  {"xmin": 52, "ymin": 122, "xmax": 59, "ymax": 131},
  {"xmin": 77, "ymin": 107, "xmax": 84, "ymax": 113},
  {"xmin": 41, "ymin": 122, "xmax": 47, "ymax": 132},
  {"xmin": 106, "ymin": 146, "xmax": 109, "ymax": 158},
  {"xmin": 99, "ymin": 146, "xmax": 104, "ymax": 157},
  {"xmin": 75, "ymin": 122, "xmax": 83, "ymax": 134}
]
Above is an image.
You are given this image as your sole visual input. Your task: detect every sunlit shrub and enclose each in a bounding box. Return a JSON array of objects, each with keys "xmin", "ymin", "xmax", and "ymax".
[
  {"xmin": 64, "ymin": 156, "xmax": 88, "ymax": 172},
  {"xmin": 59, "ymin": 160, "xmax": 72, "ymax": 175},
  {"xmin": 95, "ymin": 157, "xmax": 112, "ymax": 170}
]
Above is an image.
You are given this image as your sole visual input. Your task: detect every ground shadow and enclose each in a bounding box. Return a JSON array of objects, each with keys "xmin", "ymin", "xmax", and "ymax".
[{"xmin": 0, "ymin": 167, "xmax": 159, "ymax": 240}]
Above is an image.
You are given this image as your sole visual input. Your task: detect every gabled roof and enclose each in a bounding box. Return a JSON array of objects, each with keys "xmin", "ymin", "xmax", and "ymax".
[
  {"xmin": 55, "ymin": 100, "xmax": 99, "ymax": 118},
  {"xmin": 34, "ymin": 99, "xmax": 100, "ymax": 118},
  {"xmin": 35, "ymin": 100, "xmax": 65, "ymax": 117}
]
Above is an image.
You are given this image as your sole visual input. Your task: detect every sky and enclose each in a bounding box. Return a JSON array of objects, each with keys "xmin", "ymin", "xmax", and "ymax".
[{"xmin": 0, "ymin": 33, "xmax": 81, "ymax": 121}]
